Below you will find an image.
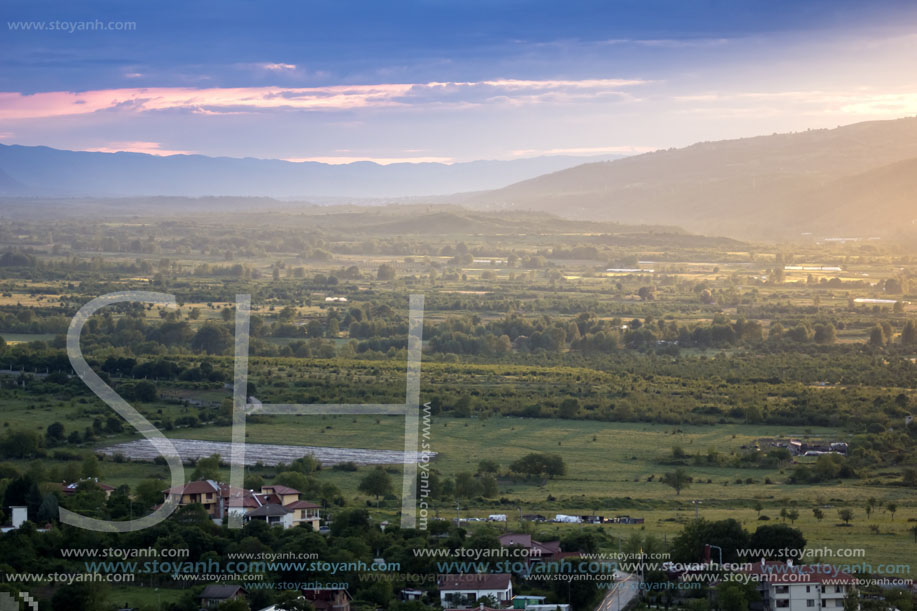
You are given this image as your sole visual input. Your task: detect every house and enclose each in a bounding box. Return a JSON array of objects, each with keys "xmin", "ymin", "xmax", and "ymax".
[
  {"xmin": 199, "ymin": 585, "xmax": 246, "ymax": 609},
  {"xmin": 438, "ymin": 574, "xmax": 513, "ymax": 608},
  {"xmin": 63, "ymin": 479, "xmax": 116, "ymax": 499},
  {"xmin": 220, "ymin": 484, "xmax": 266, "ymax": 521},
  {"xmin": 246, "ymin": 503, "xmax": 293, "ymax": 528},
  {"xmin": 498, "ymin": 534, "xmax": 571, "ymax": 564},
  {"xmin": 163, "ymin": 480, "xmax": 223, "ymax": 519},
  {"xmin": 1, "ymin": 506, "xmax": 28, "ymax": 533},
  {"xmin": 511, "ymin": 596, "xmax": 572, "ymax": 610},
  {"xmin": 302, "ymin": 588, "xmax": 352, "ymax": 611},
  {"xmin": 163, "ymin": 480, "xmax": 320, "ymax": 529},
  {"xmin": 285, "ymin": 500, "xmax": 321, "ymax": 530},
  {"xmin": 261, "ymin": 484, "xmax": 301, "ymax": 506},
  {"xmin": 741, "ymin": 561, "xmax": 856, "ymax": 611},
  {"xmin": 400, "ymin": 588, "xmax": 424, "ymax": 601}
]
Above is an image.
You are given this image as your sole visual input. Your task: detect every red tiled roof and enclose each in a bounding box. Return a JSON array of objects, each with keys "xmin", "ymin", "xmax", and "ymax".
[
  {"xmin": 438, "ymin": 574, "xmax": 512, "ymax": 591},
  {"xmin": 499, "ymin": 533, "xmax": 532, "ymax": 548},
  {"xmin": 533, "ymin": 540, "xmax": 561, "ymax": 555},
  {"xmin": 285, "ymin": 500, "xmax": 320, "ymax": 510},
  {"xmin": 742, "ymin": 561, "xmax": 856, "ymax": 584},
  {"xmin": 247, "ymin": 504, "xmax": 290, "ymax": 517},
  {"xmin": 165, "ymin": 480, "xmax": 219, "ymax": 495},
  {"xmin": 263, "ymin": 484, "xmax": 300, "ymax": 495},
  {"xmin": 62, "ymin": 480, "xmax": 115, "ymax": 494},
  {"xmin": 219, "ymin": 485, "xmax": 263, "ymax": 508}
]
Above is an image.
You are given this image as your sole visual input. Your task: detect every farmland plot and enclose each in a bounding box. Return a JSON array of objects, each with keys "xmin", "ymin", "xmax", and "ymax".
[{"xmin": 98, "ymin": 438, "xmax": 435, "ymax": 466}]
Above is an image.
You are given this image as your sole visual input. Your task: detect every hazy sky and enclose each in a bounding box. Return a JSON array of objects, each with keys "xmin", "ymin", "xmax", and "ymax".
[{"xmin": 4, "ymin": 0, "xmax": 917, "ymax": 163}]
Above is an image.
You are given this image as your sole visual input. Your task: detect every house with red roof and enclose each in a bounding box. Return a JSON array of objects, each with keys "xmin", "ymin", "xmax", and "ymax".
[
  {"xmin": 438, "ymin": 574, "xmax": 513, "ymax": 608},
  {"xmin": 163, "ymin": 479, "xmax": 222, "ymax": 518},
  {"xmin": 498, "ymin": 533, "xmax": 578, "ymax": 566},
  {"xmin": 740, "ymin": 561, "xmax": 857, "ymax": 611},
  {"xmin": 162, "ymin": 480, "xmax": 321, "ymax": 529}
]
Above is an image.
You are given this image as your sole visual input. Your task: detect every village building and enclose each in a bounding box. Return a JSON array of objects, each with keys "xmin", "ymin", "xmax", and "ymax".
[{"xmin": 438, "ymin": 574, "xmax": 513, "ymax": 608}]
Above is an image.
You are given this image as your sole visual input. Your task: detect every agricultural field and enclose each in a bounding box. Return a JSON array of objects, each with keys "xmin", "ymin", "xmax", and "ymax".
[{"xmin": 0, "ymin": 206, "xmax": 915, "ymax": 610}]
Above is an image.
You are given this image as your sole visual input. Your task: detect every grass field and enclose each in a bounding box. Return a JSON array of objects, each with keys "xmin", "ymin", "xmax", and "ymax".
[{"xmin": 163, "ymin": 414, "xmax": 904, "ymax": 504}]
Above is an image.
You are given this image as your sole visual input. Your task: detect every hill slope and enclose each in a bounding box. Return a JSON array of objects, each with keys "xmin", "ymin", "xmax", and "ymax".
[{"xmin": 467, "ymin": 117, "xmax": 917, "ymax": 239}]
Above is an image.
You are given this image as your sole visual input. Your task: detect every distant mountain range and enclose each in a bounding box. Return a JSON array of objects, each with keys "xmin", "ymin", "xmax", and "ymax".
[
  {"xmin": 3, "ymin": 117, "xmax": 917, "ymax": 241},
  {"xmin": 464, "ymin": 117, "xmax": 917, "ymax": 239},
  {"xmin": 0, "ymin": 143, "xmax": 622, "ymax": 198}
]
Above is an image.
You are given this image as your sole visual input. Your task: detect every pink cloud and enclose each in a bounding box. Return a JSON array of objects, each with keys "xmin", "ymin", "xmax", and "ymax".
[
  {"xmin": 83, "ymin": 141, "xmax": 196, "ymax": 156},
  {"xmin": 0, "ymin": 78, "xmax": 649, "ymax": 120},
  {"xmin": 283, "ymin": 155, "xmax": 455, "ymax": 165}
]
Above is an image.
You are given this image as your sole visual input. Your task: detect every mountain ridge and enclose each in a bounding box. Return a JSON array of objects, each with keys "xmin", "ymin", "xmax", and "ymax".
[
  {"xmin": 464, "ymin": 117, "xmax": 917, "ymax": 239},
  {"xmin": 0, "ymin": 143, "xmax": 623, "ymax": 199}
]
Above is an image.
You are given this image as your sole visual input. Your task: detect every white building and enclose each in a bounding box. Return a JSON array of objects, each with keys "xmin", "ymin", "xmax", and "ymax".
[
  {"xmin": 743, "ymin": 561, "xmax": 856, "ymax": 611},
  {"xmin": 1, "ymin": 506, "xmax": 28, "ymax": 533},
  {"xmin": 438, "ymin": 574, "xmax": 513, "ymax": 608}
]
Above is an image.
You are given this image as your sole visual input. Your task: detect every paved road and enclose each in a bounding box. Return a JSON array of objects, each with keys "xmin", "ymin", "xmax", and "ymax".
[{"xmin": 596, "ymin": 571, "xmax": 641, "ymax": 611}]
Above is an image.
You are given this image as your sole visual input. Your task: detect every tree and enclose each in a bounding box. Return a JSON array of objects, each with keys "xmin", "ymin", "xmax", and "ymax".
[
  {"xmin": 377, "ymin": 263, "xmax": 396, "ymax": 281},
  {"xmin": 813, "ymin": 507, "xmax": 824, "ymax": 522},
  {"xmin": 273, "ymin": 590, "xmax": 315, "ymax": 610},
  {"xmin": 753, "ymin": 500, "xmax": 763, "ymax": 517},
  {"xmin": 510, "ymin": 453, "xmax": 566, "ymax": 478},
  {"xmin": 81, "ymin": 454, "xmax": 100, "ymax": 479},
  {"xmin": 136, "ymin": 479, "xmax": 168, "ymax": 510},
  {"xmin": 558, "ymin": 398, "xmax": 580, "ymax": 419},
  {"xmin": 843, "ymin": 589, "xmax": 860, "ymax": 611},
  {"xmin": 887, "ymin": 503, "xmax": 897, "ymax": 521},
  {"xmin": 217, "ymin": 598, "xmax": 251, "ymax": 611},
  {"xmin": 51, "ymin": 581, "xmax": 110, "ymax": 611},
  {"xmin": 717, "ymin": 580, "xmax": 759, "ymax": 611},
  {"xmin": 662, "ymin": 469, "xmax": 692, "ymax": 496},
  {"xmin": 786, "ymin": 509, "xmax": 799, "ymax": 525},
  {"xmin": 358, "ymin": 467, "xmax": 393, "ymax": 500},
  {"xmin": 37, "ymin": 492, "xmax": 59, "ymax": 523},
  {"xmin": 868, "ymin": 325, "xmax": 887, "ymax": 348},
  {"xmin": 133, "ymin": 380, "xmax": 158, "ymax": 402},
  {"xmin": 903, "ymin": 468, "xmax": 917, "ymax": 487},
  {"xmin": 453, "ymin": 472, "xmax": 478, "ymax": 499},
  {"xmin": 192, "ymin": 323, "xmax": 232, "ymax": 354},
  {"xmin": 750, "ymin": 524, "xmax": 805, "ymax": 559},
  {"xmin": 477, "ymin": 459, "xmax": 499, "ymax": 474},
  {"xmin": 637, "ymin": 286, "xmax": 656, "ymax": 301},
  {"xmin": 480, "ymin": 474, "xmax": 498, "ymax": 497},
  {"xmin": 902, "ymin": 321, "xmax": 917, "ymax": 345},
  {"xmin": 885, "ymin": 277, "xmax": 903, "ymax": 294},
  {"xmin": 191, "ymin": 454, "xmax": 222, "ymax": 481},
  {"xmin": 838, "ymin": 508, "xmax": 854, "ymax": 526},
  {"xmin": 46, "ymin": 422, "xmax": 66, "ymax": 446},
  {"xmin": 0, "ymin": 430, "xmax": 42, "ymax": 458},
  {"xmin": 813, "ymin": 324, "xmax": 837, "ymax": 344},
  {"xmin": 670, "ymin": 518, "xmax": 750, "ymax": 564}
]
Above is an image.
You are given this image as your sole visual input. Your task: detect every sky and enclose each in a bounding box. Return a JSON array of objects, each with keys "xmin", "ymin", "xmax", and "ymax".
[{"xmin": 3, "ymin": 0, "xmax": 917, "ymax": 164}]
